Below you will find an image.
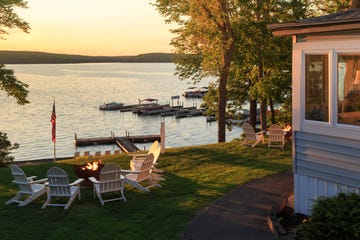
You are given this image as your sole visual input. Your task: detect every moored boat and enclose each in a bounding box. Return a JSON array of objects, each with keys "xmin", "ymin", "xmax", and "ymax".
[
  {"xmin": 99, "ymin": 102, "xmax": 124, "ymax": 110},
  {"xmin": 183, "ymin": 87, "xmax": 208, "ymax": 98}
]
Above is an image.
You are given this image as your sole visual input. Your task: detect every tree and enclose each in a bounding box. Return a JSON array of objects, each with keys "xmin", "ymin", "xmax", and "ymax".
[
  {"xmin": 154, "ymin": 0, "xmax": 236, "ymax": 142},
  {"xmin": 154, "ymin": 0, "xmax": 350, "ymax": 141},
  {"xmin": 224, "ymin": 0, "xmax": 296, "ymax": 130},
  {"xmin": 0, "ymin": 0, "xmax": 30, "ymax": 164},
  {"xmin": 219, "ymin": 0, "xmax": 350, "ymax": 130}
]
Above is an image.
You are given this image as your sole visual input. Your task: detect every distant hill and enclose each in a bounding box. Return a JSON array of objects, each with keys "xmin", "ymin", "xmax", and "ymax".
[{"xmin": 0, "ymin": 51, "xmax": 175, "ymax": 64}]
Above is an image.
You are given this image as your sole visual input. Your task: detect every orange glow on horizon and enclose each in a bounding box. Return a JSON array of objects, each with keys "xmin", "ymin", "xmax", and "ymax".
[{"xmin": 2, "ymin": 0, "xmax": 174, "ymax": 56}]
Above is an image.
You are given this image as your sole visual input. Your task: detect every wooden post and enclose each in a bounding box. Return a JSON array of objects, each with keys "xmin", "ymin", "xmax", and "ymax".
[{"xmin": 160, "ymin": 122, "xmax": 165, "ymax": 153}]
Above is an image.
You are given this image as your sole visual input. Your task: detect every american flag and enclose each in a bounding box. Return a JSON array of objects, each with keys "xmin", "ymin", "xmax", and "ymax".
[{"xmin": 51, "ymin": 101, "xmax": 56, "ymax": 142}]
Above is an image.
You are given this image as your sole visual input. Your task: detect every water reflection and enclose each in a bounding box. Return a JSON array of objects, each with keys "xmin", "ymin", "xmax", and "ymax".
[{"xmin": 0, "ymin": 63, "xmax": 242, "ymax": 161}]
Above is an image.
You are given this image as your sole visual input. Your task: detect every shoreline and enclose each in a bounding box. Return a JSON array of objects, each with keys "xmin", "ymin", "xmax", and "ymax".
[{"xmin": 11, "ymin": 156, "xmax": 73, "ymax": 166}]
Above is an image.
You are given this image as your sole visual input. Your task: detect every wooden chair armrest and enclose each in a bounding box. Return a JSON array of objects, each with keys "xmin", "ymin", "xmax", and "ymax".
[
  {"xmin": 88, "ymin": 177, "xmax": 99, "ymax": 184},
  {"xmin": 129, "ymin": 153, "xmax": 147, "ymax": 157},
  {"xmin": 70, "ymin": 178, "xmax": 84, "ymax": 186},
  {"xmin": 129, "ymin": 153, "xmax": 148, "ymax": 160},
  {"xmin": 121, "ymin": 169, "xmax": 142, "ymax": 175},
  {"xmin": 27, "ymin": 176, "xmax": 37, "ymax": 182},
  {"xmin": 32, "ymin": 178, "xmax": 48, "ymax": 184}
]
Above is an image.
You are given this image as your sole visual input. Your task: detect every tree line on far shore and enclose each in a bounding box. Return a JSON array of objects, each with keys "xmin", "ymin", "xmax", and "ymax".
[{"xmin": 0, "ymin": 51, "xmax": 175, "ymax": 64}]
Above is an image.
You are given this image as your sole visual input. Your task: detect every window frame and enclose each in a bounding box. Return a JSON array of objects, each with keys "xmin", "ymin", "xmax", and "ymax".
[
  {"xmin": 304, "ymin": 53, "xmax": 330, "ymax": 123},
  {"xmin": 336, "ymin": 52, "xmax": 360, "ymax": 128},
  {"xmin": 293, "ymin": 40, "xmax": 360, "ymax": 140}
]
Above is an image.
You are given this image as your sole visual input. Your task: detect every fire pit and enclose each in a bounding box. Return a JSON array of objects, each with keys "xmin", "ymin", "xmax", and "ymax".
[{"xmin": 73, "ymin": 160, "xmax": 104, "ymax": 188}]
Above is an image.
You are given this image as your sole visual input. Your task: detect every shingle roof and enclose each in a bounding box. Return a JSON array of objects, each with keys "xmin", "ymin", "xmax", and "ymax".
[
  {"xmin": 268, "ymin": 8, "xmax": 360, "ymax": 36},
  {"xmin": 298, "ymin": 8, "xmax": 360, "ymax": 23}
]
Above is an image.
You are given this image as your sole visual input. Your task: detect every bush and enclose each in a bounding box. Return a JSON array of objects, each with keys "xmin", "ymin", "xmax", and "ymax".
[
  {"xmin": 297, "ymin": 192, "xmax": 360, "ymax": 240},
  {"xmin": 0, "ymin": 131, "xmax": 18, "ymax": 167}
]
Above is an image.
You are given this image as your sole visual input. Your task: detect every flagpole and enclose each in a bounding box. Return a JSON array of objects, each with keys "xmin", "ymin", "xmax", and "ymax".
[
  {"xmin": 51, "ymin": 97, "xmax": 57, "ymax": 162},
  {"xmin": 53, "ymin": 139, "xmax": 56, "ymax": 163}
]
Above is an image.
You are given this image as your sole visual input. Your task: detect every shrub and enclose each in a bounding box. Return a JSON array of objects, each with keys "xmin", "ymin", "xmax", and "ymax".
[
  {"xmin": 0, "ymin": 131, "xmax": 18, "ymax": 167},
  {"xmin": 297, "ymin": 192, "xmax": 360, "ymax": 240}
]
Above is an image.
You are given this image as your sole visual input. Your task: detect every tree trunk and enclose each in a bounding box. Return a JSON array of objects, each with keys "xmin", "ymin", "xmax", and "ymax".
[
  {"xmin": 249, "ymin": 99, "xmax": 257, "ymax": 129},
  {"xmin": 260, "ymin": 100, "xmax": 267, "ymax": 131},
  {"xmin": 218, "ymin": 74, "xmax": 227, "ymax": 142},
  {"xmin": 217, "ymin": 1, "xmax": 235, "ymax": 143},
  {"xmin": 269, "ymin": 98, "xmax": 276, "ymax": 124},
  {"xmin": 217, "ymin": 44, "xmax": 235, "ymax": 143},
  {"xmin": 257, "ymin": 62, "xmax": 267, "ymax": 131}
]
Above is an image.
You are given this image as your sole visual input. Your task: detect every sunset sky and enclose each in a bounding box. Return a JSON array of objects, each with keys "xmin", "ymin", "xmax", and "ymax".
[{"xmin": 1, "ymin": 0, "xmax": 174, "ymax": 56}]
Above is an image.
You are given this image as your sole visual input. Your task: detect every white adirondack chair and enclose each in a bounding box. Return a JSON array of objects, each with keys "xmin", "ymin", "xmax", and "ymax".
[
  {"xmin": 89, "ymin": 164, "xmax": 126, "ymax": 205},
  {"xmin": 130, "ymin": 144, "xmax": 160, "ymax": 170},
  {"xmin": 130, "ymin": 142, "xmax": 164, "ymax": 181},
  {"xmin": 6, "ymin": 165, "xmax": 47, "ymax": 207},
  {"xmin": 241, "ymin": 122, "xmax": 265, "ymax": 147},
  {"xmin": 129, "ymin": 141, "xmax": 159, "ymax": 169},
  {"xmin": 42, "ymin": 167, "xmax": 84, "ymax": 210},
  {"xmin": 268, "ymin": 124, "xmax": 285, "ymax": 148},
  {"xmin": 122, "ymin": 153, "xmax": 161, "ymax": 192}
]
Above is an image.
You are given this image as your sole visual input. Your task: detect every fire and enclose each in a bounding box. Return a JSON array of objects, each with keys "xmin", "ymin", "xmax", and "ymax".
[
  {"xmin": 82, "ymin": 159, "xmax": 102, "ymax": 171},
  {"xmin": 283, "ymin": 125, "xmax": 292, "ymax": 131}
]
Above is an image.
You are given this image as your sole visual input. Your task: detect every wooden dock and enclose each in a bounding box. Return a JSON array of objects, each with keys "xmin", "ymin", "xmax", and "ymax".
[{"xmin": 74, "ymin": 134, "xmax": 161, "ymax": 153}]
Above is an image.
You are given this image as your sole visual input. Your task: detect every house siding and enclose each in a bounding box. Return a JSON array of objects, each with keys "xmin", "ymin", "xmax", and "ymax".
[{"xmin": 294, "ymin": 131, "xmax": 360, "ymax": 215}]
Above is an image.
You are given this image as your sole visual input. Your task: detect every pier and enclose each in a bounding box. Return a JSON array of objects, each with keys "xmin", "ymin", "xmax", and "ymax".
[{"xmin": 74, "ymin": 123, "xmax": 165, "ymax": 154}]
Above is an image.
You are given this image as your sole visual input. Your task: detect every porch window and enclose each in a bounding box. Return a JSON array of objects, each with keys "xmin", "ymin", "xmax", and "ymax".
[
  {"xmin": 305, "ymin": 54, "xmax": 329, "ymax": 122},
  {"xmin": 338, "ymin": 55, "xmax": 360, "ymax": 126}
]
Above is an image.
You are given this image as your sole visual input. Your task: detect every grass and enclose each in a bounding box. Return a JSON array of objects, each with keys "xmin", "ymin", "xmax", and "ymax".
[{"xmin": 0, "ymin": 140, "xmax": 292, "ymax": 240}]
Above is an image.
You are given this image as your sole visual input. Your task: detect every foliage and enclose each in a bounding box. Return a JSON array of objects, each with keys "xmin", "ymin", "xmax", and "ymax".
[
  {"xmin": 0, "ymin": 64, "xmax": 29, "ymax": 105},
  {"xmin": 0, "ymin": 0, "xmax": 30, "ymax": 38},
  {"xmin": 0, "ymin": 0, "xmax": 30, "ymax": 164},
  {"xmin": 0, "ymin": 142, "xmax": 292, "ymax": 240},
  {"xmin": 297, "ymin": 192, "xmax": 360, "ymax": 240},
  {"xmin": 0, "ymin": 132, "xmax": 19, "ymax": 166},
  {"xmin": 178, "ymin": 0, "xmax": 351, "ymax": 131},
  {"xmin": 154, "ymin": 0, "xmax": 236, "ymax": 142}
]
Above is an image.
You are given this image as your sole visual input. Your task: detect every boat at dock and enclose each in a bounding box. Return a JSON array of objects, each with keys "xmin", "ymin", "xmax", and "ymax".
[
  {"xmin": 183, "ymin": 87, "xmax": 208, "ymax": 98},
  {"xmin": 99, "ymin": 102, "xmax": 124, "ymax": 110},
  {"xmin": 175, "ymin": 108, "xmax": 205, "ymax": 119},
  {"xmin": 160, "ymin": 106, "xmax": 197, "ymax": 117}
]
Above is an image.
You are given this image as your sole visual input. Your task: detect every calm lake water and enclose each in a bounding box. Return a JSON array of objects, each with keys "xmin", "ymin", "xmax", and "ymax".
[{"xmin": 0, "ymin": 63, "xmax": 242, "ymax": 161}]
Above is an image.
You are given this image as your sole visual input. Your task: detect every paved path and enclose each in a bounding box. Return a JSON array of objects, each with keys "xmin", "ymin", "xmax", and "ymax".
[{"xmin": 183, "ymin": 170, "xmax": 293, "ymax": 240}]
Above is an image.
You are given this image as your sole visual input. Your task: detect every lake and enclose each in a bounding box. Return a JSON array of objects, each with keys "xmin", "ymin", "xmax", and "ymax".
[{"xmin": 0, "ymin": 63, "xmax": 243, "ymax": 161}]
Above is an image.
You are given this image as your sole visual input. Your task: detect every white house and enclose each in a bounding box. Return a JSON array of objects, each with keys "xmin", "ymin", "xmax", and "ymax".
[{"xmin": 268, "ymin": 6, "xmax": 360, "ymax": 215}]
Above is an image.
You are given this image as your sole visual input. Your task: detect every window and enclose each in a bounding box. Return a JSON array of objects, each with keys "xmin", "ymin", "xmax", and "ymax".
[
  {"xmin": 338, "ymin": 55, "xmax": 360, "ymax": 126},
  {"xmin": 305, "ymin": 54, "xmax": 329, "ymax": 122}
]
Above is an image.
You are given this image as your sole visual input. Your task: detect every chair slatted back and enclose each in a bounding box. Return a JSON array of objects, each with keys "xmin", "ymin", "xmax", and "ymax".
[
  {"xmin": 148, "ymin": 141, "xmax": 159, "ymax": 155},
  {"xmin": 11, "ymin": 165, "xmax": 33, "ymax": 194},
  {"xmin": 241, "ymin": 123, "xmax": 257, "ymax": 140},
  {"xmin": 151, "ymin": 147, "xmax": 161, "ymax": 169},
  {"xmin": 136, "ymin": 153, "xmax": 154, "ymax": 182},
  {"xmin": 47, "ymin": 167, "xmax": 71, "ymax": 197},
  {"xmin": 99, "ymin": 164, "xmax": 122, "ymax": 193},
  {"xmin": 269, "ymin": 124, "xmax": 283, "ymax": 141}
]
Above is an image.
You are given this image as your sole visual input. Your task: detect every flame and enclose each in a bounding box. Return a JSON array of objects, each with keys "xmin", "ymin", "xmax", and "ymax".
[
  {"xmin": 81, "ymin": 159, "xmax": 102, "ymax": 171},
  {"xmin": 283, "ymin": 125, "xmax": 292, "ymax": 131}
]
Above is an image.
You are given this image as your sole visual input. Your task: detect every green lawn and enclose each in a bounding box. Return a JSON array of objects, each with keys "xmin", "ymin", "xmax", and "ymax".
[{"xmin": 0, "ymin": 140, "xmax": 292, "ymax": 240}]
